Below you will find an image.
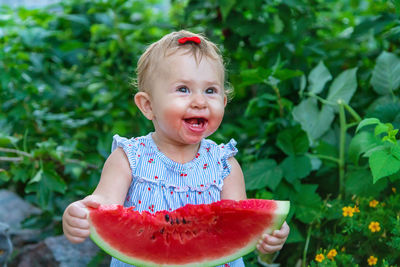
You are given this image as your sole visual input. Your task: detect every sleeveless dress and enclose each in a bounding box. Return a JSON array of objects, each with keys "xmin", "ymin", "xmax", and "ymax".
[{"xmin": 110, "ymin": 133, "xmax": 245, "ymax": 267}]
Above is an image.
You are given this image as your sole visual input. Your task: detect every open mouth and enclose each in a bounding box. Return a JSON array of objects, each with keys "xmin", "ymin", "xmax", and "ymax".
[{"xmin": 184, "ymin": 117, "xmax": 208, "ymax": 130}]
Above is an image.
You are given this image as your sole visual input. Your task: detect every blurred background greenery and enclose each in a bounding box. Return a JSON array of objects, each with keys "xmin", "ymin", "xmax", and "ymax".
[{"xmin": 1, "ymin": 0, "xmax": 400, "ymax": 265}]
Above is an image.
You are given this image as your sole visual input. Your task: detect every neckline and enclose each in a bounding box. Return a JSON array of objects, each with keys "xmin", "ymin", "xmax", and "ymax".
[{"xmin": 146, "ymin": 133, "xmax": 205, "ymax": 170}]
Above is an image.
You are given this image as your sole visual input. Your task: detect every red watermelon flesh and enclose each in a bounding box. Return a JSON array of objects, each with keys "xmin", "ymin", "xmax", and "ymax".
[{"xmin": 87, "ymin": 199, "xmax": 290, "ymax": 267}]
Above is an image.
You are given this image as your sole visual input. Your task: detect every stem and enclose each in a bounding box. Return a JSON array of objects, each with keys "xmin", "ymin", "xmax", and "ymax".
[
  {"xmin": 272, "ymin": 85, "xmax": 284, "ymax": 117},
  {"xmin": 343, "ymin": 103, "xmax": 362, "ymax": 122},
  {"xmin": 302, "ymin": 225, "xmax": 312, "ymax": 267},
  {"xmin": 313, "ymin": 154, "xmax": 340, "ymax": 163},
  {"xmin": 338, "ymin": 101, "xmax": 346, "ymax": 199}
]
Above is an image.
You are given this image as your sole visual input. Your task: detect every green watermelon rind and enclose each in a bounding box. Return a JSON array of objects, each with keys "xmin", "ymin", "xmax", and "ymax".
[{"xmin": 88, "ymin": 200, "xmax": 290, "ymax": 267}]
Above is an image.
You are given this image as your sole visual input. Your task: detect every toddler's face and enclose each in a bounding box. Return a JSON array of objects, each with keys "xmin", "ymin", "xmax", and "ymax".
[{"xmin": 148, "ymin": 51, "xmax": 226, "ymax": 146}]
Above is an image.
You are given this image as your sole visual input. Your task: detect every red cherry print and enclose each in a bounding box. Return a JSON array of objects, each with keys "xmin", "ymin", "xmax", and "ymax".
[
  {"xmin": 138, "ymin": 200, "xmax": 141, "ymax": 204},
  {"xmin": 171, "ymin": 191, "xmax": 173, "ymax": 195},
  {"xmin": 203, "ymin": 164, "xmax": 208, "ymax": 169},
  {"xmin": 148, "ymin": 187, "xmax": 151, "ymax": 191},
  {"xmin": 128, "ymin": 144, "xmax": 132, "ymax": 146},
  {"xmin": 155, "ymin": 176, "xmax": 158, "ymax": 179},
  {"xmin": 200, "ymin": 184, "xmax": 204, "ymax": 187},
  {"xmin": 195, "ymin": 153, "xmax": 200, "ymax": 158},
  {"xmin": 213, "ymin": 180, "xmax": 216, "ymax": 183},
  {"xmin": 198, "ymin": 192, "xmax": 202, "ymax": 195},
  {"xmin": 186, "ymin": 194, "xmax": 189, "ymax": 198},
  {"xmin": 225, "ymin": 264, "xmax": 230, "ymax": 267},
  {"xmin": 206, "ymin": 147, "xmax": 211, "ymax": 152},
  {"xmin": 140, "ymin": 142, "xmax": 145, "ymax": 146}
]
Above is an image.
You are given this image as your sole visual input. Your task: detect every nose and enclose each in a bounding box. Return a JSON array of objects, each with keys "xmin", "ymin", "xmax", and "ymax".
[{"xmin": 190, "ymin": 92, "xmax": 207, "ymax": 109}]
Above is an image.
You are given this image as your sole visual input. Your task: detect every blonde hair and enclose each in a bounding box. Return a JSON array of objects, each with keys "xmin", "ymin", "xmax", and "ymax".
[{"xmin": 135, "ymin": 30, "xmax": 232, "ymax": 98}]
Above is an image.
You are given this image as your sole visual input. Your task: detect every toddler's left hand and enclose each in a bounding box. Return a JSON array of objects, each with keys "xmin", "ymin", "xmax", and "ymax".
[{"xmin": 257, "ymin": 221, "xmax": 290, "ymax": 254}]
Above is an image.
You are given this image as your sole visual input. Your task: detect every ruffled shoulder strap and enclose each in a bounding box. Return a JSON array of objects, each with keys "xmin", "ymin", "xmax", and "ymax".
[
  {"xmin": 218, "ymin": 139, "xmax": 238, "ymax": 180},
  {"xmin": 111, "ymin": 134, "xmax": 139, "ymax": 172}
]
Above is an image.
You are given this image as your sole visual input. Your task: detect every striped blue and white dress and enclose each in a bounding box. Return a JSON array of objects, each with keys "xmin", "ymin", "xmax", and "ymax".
[{"xmin": 110, "ymin": 133, "xmax": 245, "ymax": 267}]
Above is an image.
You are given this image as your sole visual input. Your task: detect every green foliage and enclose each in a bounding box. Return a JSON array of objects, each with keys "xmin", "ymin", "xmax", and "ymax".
[
  {"xmin": 1, "ymin": 0, "xmax": 400, "ymax": 266},
  {"xmin": 309, "ymin": 193, "xmax": 400, "ymax": 266}
]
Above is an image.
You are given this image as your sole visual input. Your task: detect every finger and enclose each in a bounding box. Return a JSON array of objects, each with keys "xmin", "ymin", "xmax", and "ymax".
[
  {"xmin": 64, "ymin": 226, "xmax": 90, "ymax": 240},
  {"xmin": 256, "ymin": 243, "xmax": 283, "ymax": 254},
  {"xmin": 67, "ymin": 203, "xmax": 88, "ymax": 219},
  {"xmin": 260, "ymin": 234, "xmax": 285, "ymax": 246},
  {"xmin": 82, "ymin": 199, "xmax": 100, "ymax": 209},
  {"xmin": 272, "ymin": 221, "xmax": 290, "ymax": 238},
  {"xmin": 65, "ymin": 235, "xmax": 87, "ymax": 244},
  {"xmin": 64, "ymin": 216, "xmax": 90, "ymax": 230}
]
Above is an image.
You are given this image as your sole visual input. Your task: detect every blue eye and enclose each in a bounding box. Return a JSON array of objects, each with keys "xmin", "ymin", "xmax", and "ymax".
[
  {"xmin": 177, "ymin": 86, "xmax": 189, "ymax": 93},
  {"xmin": 205, "ymin": 87, "xmax": 216, "ymax": 94}
]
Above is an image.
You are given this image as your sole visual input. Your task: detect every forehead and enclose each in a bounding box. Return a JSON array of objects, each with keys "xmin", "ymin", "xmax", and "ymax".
[{"xmin": 157, "ymin": 50, "xmax": 224, "ymax": 82}]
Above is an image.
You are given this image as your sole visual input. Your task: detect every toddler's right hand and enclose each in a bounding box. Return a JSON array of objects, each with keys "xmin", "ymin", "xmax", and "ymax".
[{"xmin": 62, "ymin": 196, "xmax": 100, "ymax": 243}]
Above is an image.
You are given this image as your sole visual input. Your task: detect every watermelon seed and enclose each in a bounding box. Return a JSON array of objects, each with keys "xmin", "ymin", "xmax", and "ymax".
[
  {"xmin": 182, "ymin": 218, "xmax": 187, "ymax": 224},
  {"xmin": 151, "ymin": 234, "xmax": 156, "ymax": 240},
  {"xmin": 165, "ymin": 214, "xmax": 170, "ymax": 222},
  {"xmin": 160, "ymin": 228, "xmax": 165, "ymax": 234},
  {"xmin": 176, "ymin": 218, "xmax": 180, "ymax": 224},
  {"xmin": 137, "ymin": 229, "xmax": 144, "ymax": 236}
]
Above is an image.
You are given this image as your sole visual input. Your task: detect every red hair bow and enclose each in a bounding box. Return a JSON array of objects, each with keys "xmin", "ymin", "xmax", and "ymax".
[{"xmin": 178, "ymin": 36, "xmax": 201, "ymax": 44}]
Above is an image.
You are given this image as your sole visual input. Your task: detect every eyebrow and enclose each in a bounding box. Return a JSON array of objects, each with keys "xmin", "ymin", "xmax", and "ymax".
[{"xmin": 175, "ymin": 79, "xmax": 222, "ymax": 87}]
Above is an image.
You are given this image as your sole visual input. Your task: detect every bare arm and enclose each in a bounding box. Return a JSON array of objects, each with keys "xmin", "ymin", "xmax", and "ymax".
[
  {"xmin": 91, "ymin": 147, "xmax": 132, "ymax": 204},
  {"xmin": 221, "ymin": 157, "xmax": 247, "ymax": 200},
  {"xmin": 63, "ymin": 147, "xmax": 132, "ymax": 243}
]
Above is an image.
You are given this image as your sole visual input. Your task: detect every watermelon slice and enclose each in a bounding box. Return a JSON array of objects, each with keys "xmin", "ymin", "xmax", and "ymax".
[{"xmin": 87, "ymin": 199, "xmax": 289, "ymax": 267}]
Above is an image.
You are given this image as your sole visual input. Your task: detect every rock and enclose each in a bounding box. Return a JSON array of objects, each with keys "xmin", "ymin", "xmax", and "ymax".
[
  {"xmin": 0, "ymin": 222, "xmax": 13, "ymax": 267},
  {"xmin": 10, "ymin": 235, "xmax": 109, "ymax": 267},
  {"xmin": 0, "ymin": 190, "xmax": 41, "ymax": 245}
]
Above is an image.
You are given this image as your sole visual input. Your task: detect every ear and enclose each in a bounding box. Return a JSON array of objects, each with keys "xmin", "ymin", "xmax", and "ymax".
[
  {"xmin": 134, "ymin": 92, "xmax": 154, "ymax": 120},
  {"xmin": 224, "ymin": 95, "xmax": 227, "ymax": 107}
]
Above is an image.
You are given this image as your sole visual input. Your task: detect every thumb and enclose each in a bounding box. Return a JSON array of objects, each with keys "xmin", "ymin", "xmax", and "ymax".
[{"xmin": 82, "ymin": 196, "xmax": 101, "ymax": 209}]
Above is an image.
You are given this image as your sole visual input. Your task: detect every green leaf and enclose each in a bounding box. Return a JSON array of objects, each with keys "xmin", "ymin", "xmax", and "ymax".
[
  {"xmin": 326, "ymin": 67, "xmax": 358, "ymax": 105},
  {"xmin": 218, "ymin": 0, "xmax": 237, "ymax": 21},
  {"xmin": 370, "ymin": 51, "xmax": 400, "ymax": 95},
  {"xmin": 293, "ymin": 184, "xmax": 322, "ymax": 224},
  {"xmin": 281, "ymin": 155, "xmax": 312, "ymax": 182},
  {"xmin": 348, "ymin": 131, "xmax": 382, "ymax": 164},
  {"xmin": 308, "ymin": 60, "xmax": 332, "ymax": 94},
  {"xmin": 276, "ymin": 126, "xmax": 309, "ymax": 155},
  {"xmin": 356, "ymin": 118, "xmax": 381, "ymax": 132},
  {"xmin": 244, "ymin": 159, "xmax": 283, "ymax": 191},
  {"xmin": 292, "ymin": 98, "xmax": 335, "ymax": 142},
  {"xmin": 345, "ymin": 168, "xmax": 387, "ymax": 197},
  {"xmin": 369, "ymin": 149, "xmax": 400, "ymax": 183},
  {"xmin": 375, "ymin": 123, "xmax": 391, "ymax": 136},
  {"xmin": 29, "ymin": 169, "xmax": 43, "ymax": 184}
]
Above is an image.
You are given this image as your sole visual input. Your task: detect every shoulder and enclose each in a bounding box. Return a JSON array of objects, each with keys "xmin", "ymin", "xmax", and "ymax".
[{"xmin": 221, "ymin": 157, "xmax": 246, "ymax": 200}]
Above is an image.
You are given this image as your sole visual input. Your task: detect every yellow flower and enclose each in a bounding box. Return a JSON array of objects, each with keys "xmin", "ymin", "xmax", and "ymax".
[
  {"xmin": 315, "ymin": 253, "xmax": 325, "ymax": 263},
  {"xmin": 369, "ymin": 200, "xmax": 379, "ymax": 208},
  {"xmin": 342, "ymin": 206, "xmax": 354, "ymax": 217},
  {"xmin": 369, "ymin": 221, "xmax": 381, "ymax": 232},
  {"xmin": 341, "ymin": 247, "xmax": 346, "ymax": 252},
  {"xmin": 367, "ymin": 255, "xmax": 378, "ymax": 265},
  {"xmin": 353, "ymin": 205, "xmax": 360, "ymax": 213},
  {"xmin": 327, "ymin": 249, "xmax": 337, "ymax": 260},
  {"xmin": 392, "ymin": 187, "xmax": 397, "ymax": 194}
]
